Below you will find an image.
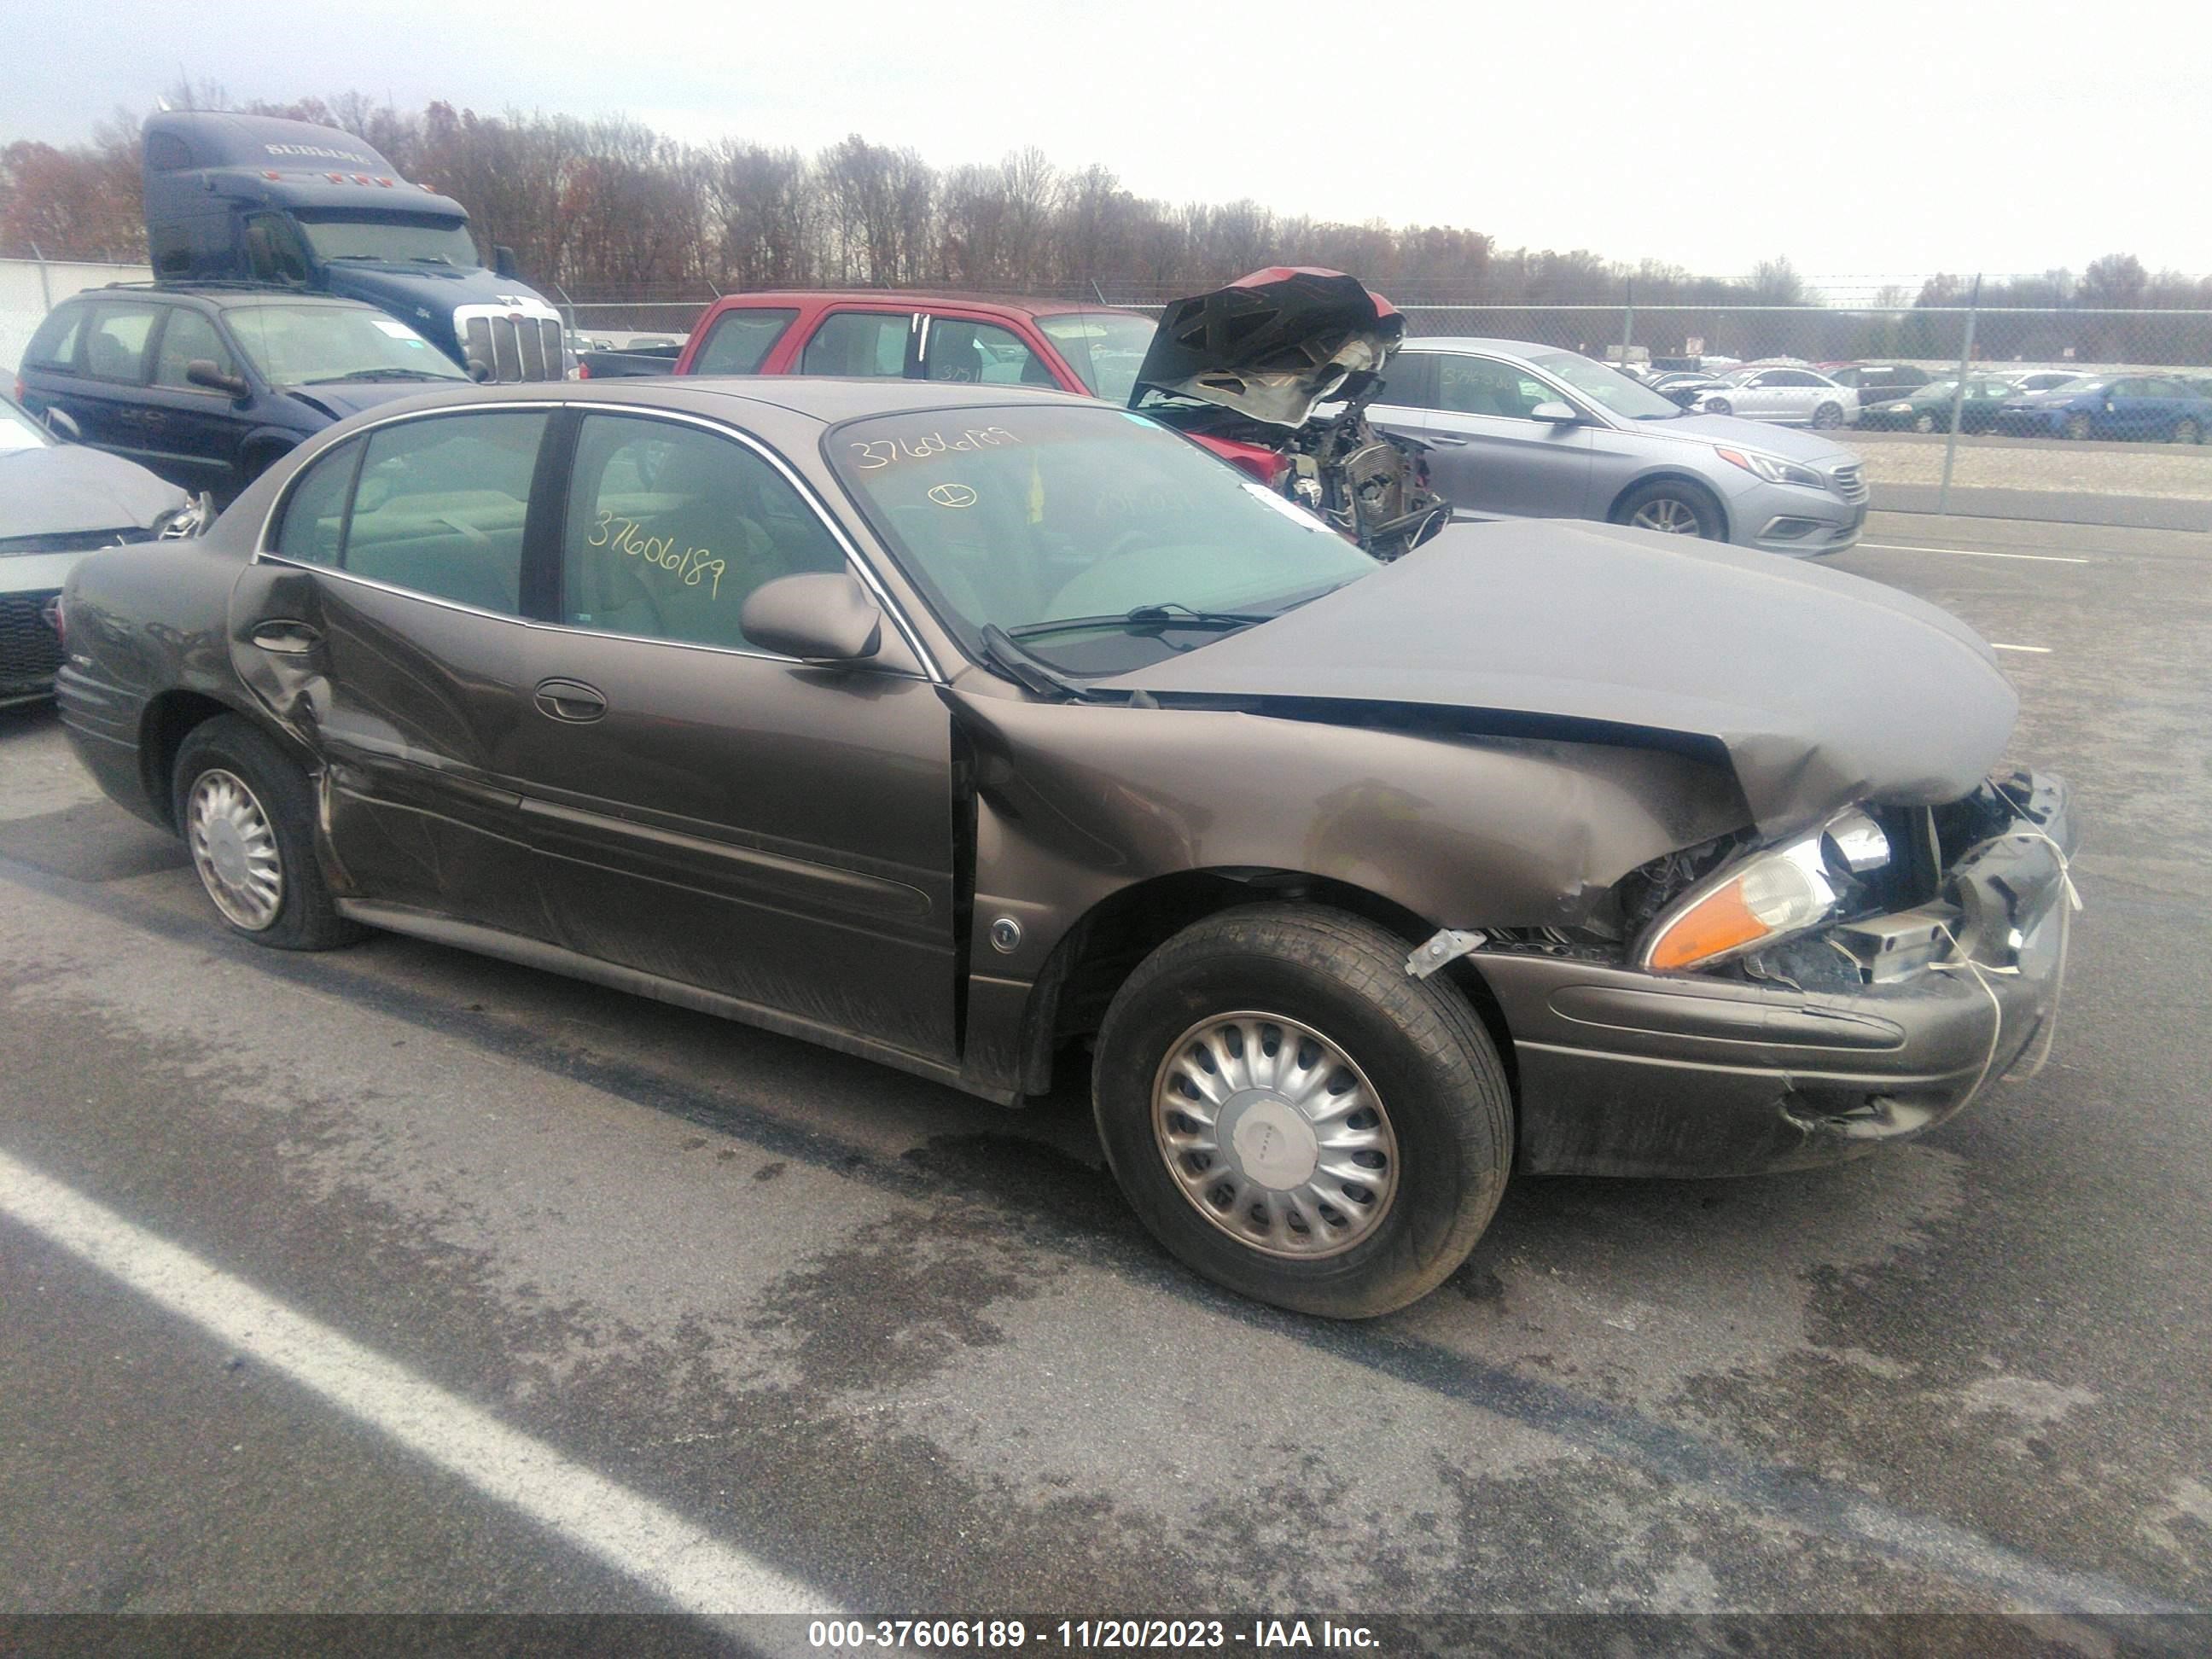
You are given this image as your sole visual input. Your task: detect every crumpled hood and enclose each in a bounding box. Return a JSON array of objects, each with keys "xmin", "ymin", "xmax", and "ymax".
[
  {"xmin": 1097, "ymin": 518, "xmax": 2017, "ymax": 833},
  {"xmin": 0, "ymin": 445, "xmax": 185, "ymax": 541},
  {"xmin": 1131, "ymin": 267, "xmax": 1405, "ymax": 428},
  {"xmin": 282, "ymin": 379, "xmax": 456, "ymax": 423}
]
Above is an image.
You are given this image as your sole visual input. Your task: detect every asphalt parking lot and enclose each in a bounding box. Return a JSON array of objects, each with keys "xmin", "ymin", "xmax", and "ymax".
[{"xmin": 3, "ymin": 509, "xmax": 2209, "ymax": 1642}]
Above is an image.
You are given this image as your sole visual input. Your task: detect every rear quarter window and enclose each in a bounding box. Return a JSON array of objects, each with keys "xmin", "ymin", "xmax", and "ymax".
[
  {"xmin": 693, "ymin": 307, "xmax": 797, "ymax": 375},
  {"xmin": 23, "ymin": 305, "xmax": 85, "ymax": 370}
]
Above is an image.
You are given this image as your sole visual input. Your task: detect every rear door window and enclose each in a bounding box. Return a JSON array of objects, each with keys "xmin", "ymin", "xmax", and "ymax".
[
  {"xmin": 692, "ymin": 307, "xmax": 797, "ymax": 375},
  {"xmin": 340, "ymin": 412, "xmax": 548, "ymax": 614},
  {"xmin": 559, "ymin": 414, "xmax": 846, "ymax": 652},
  {"xmin": 82, "ymin": 304, "xmax": 162, "ymax": 383},
  {"xmin": 799, "ymin": 310, "xmax": 914, "ymax": 377}
]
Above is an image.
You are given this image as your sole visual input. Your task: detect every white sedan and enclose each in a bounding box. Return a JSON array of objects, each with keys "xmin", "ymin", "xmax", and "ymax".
[{"xmin": 1697, "ymin": 366, "xmax": 1859, "ymax": 428}]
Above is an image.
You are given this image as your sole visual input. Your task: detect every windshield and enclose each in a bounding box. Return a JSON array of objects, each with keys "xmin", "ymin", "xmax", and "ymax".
[
  {"xmin": 831, "ymin": 405, "xmax": 1377, "ymax": 676},
  {"xmin": 224, "ymin": 304, "xmax": 469, "ymax": 387},
  {"xmin": 1037, "ymin": 311, "xmax": 1157, "ymax": 404},
  {"xmin": 1525, "ymin": 350, "xmax": 1685, "ymax": 420},
  {"xmin": 296, "ymin": 214, "xmax": 482, "ymax": 268},
  {"xmin": 0, "ymin": 399, "xmax": 49, "ymax": 451}
]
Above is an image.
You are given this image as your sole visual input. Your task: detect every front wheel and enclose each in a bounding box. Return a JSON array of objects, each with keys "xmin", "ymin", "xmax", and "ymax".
[
  {"xmin": 1912, "ymin": 411, "xmax": 1939, "ymax": 434},
  {"xmin": 1613, "ymin": 478, "xmax": 1726, "ymax": 540},
  {"xmin": 1703, "ymin": 396, "xmax": 1732, "ymax": 417},
  {"xmin": 2062, "ymin": 412, "xmax": 2093, "ymax": 440},
  {"xmin": 2174, "ymin": 417, "xmax": 2203, "ymax": 445},
  {"xmin": 1092, "ymin": 906, "xmax": 1512, "ymax": 1318},
  {"xmin": 173, "ymin": 715, "xmax": 364, "ymax": 951}
]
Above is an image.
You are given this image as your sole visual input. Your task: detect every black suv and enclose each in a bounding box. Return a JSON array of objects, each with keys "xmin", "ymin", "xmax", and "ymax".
[{"xmin": 16, "ymin": 287, "xmax": 472, "ymax": 504}]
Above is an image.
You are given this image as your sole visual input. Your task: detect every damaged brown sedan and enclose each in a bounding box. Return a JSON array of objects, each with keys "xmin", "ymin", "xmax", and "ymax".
[{"xmin": 54, "ymin": 377, "xmax": 2077, "ymax": 1317}]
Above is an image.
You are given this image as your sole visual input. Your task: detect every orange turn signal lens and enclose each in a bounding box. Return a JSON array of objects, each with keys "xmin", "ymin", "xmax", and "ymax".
[{"xmin": 1644, "ymin": 877, "xmax": 1768, "ymax": 970}]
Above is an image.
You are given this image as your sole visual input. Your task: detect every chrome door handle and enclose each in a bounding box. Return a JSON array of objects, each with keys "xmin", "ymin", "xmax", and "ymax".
[
  {"xmin": 249, "ymin": 620, "xmax": 321, "ymax": 654},
  {"xmin": 1425, "ymin": 434, "xmax": 1470, "ymax": 447},
  {"xmin": 533, "ymin": 678, "xmax": 607, "ymax": 724}
]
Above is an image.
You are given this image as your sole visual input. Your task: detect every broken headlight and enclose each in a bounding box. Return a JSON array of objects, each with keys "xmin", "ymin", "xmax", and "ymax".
[{"xmin": 1638, "ymin": 807, "xmax": 1890, "ymax": 972}]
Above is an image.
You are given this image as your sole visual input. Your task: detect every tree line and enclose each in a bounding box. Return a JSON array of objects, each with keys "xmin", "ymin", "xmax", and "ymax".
[{"xmin": 3, "ymin": 87, "xmax": 2207, "ymax": 358}]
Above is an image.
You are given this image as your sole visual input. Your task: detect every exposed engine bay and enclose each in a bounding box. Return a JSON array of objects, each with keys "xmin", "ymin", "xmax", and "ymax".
[{"xmin": 1131, "ymin": 267, "xmax": 1449, "ymax": 560}]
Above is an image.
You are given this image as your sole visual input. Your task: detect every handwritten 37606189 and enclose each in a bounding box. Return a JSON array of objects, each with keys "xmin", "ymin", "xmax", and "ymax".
[
  {"xmin": 588, "ymin": 509, "xmax": 725, "ymax": 600},
  {"xmin": 849, "ymin": 426, "xmax": 1022, "ymax": 470}
]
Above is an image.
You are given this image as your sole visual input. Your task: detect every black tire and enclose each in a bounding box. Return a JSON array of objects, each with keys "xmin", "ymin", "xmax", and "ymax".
[
  {"xmin": 1810, "ymin": 402, "xmax": 1845, "ymax": 429},
  {"xmin": 1703, "ymin": 396, "xmax": 1732, "ymax": 416},
  {"xmin": 1091, "ymin": 905, "xmax": 1512, "ymax": 1318},
  {"xmin": 2062, "ymin": 412, "xmax": 2093, "ymax": 440},
  {"xmin": 2174, "ymin": 417, "xmax": 2202, "ymax": 445},
  {"xmin": 1611, "ymin": 477, "xmax": 1726, "ymax": 540},
  {"xmin": 172, "ymin": 714, "xmax": 364, "ymax": 952}
]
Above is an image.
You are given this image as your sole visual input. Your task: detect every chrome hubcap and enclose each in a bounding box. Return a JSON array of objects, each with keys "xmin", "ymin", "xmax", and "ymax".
[
  {"xmin": 1631, "ymin": 498, "xmax": 1701, "ymax": 533},
  {"xmin": 1152, "ymin": 1011, "xmax": 1398, "ymax": 1259},
  {"xmin": 187, "ymin": 768, "xmax": 282, "ymax": 930}
]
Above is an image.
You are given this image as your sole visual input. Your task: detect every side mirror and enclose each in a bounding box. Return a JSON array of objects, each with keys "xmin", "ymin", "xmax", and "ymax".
[
  {"xmin": 492, "ymin": 244, "xmax": 519, "ymax": 278},
  {"xmin": 42, "ymin": 406, "xmax": 81, "ymax": 443},
  {"xmin": 185, "ymin": 359, "xmax": 250, "ymax": 399},
  {"xmin": 466, "ymin": 358, "xmax": 494, "ymax": 384},
  {"xmin": 739, "ymin": 572, "xmax": 882, "ymax": 663},
  {"xmin": 1529, "ymin": 401, "xmax": 1580, "ymax": 425}
]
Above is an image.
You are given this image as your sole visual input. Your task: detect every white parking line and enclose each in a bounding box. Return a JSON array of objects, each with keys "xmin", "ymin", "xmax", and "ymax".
[
  {"xmin": 0, "ymin": 1146, "xmax": 837, "ymax": 1618},
  {"xmin": 1991, "ymin": 643, "xmax": 2052, "ymax": 654},
  {"xmin": 1859, "ymin": 542, "xmax": 2091, "ymax": 564}
]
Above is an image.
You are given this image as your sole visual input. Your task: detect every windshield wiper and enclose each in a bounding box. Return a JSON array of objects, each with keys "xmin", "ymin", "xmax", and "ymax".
[
  {"xmin": 980, "ymin": 624, "xmax": 1099, "ymax": 701},
  {"xmin": 1009, "ymin": 602, "xmax": 1272, "ymax": 642},
  {"xmin": 305, "ymin": 368, "xmax": 458, "ymax": 383}
]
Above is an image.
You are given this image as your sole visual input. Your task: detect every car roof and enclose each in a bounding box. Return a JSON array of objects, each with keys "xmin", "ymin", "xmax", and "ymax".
[
  {"xmin": 710, "ymin": 289, "xmax": 1138, "ymax": 320},
  {"xmin": 352, "ymin": 375, "xmax": 1103, "ymax": 428},
  {"xmin": 79, "ymin": 284, "xmax": 389, "ymax": 314},
  {"xmin": 1398, "ymin": 336, "xmax": 1569, "ymax": 358}
]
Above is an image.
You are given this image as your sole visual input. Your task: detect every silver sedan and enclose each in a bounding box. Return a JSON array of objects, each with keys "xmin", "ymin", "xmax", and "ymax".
[
  {"xmin": 1370, "ymin": 338, "xmax": 1869, "ymax": 556},
  {"xmin": 1697, "ymin": 365, "xmax": 1860, "ymax": 428}
]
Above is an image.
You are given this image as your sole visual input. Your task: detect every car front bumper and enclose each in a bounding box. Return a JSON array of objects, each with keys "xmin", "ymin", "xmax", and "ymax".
[
  {"xmin": 1480, "ymin": 773, "xmax": 2076, "ymax": 1179},
  {"xmin": 1730, "ymin": 479, "xmax": 1866, "ymax": 556}
]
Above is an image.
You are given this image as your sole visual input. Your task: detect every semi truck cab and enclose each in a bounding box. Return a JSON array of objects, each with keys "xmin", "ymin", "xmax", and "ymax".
[{"xmin": 142, "ymin": 110, "xmax": 566, "ymax": 382}]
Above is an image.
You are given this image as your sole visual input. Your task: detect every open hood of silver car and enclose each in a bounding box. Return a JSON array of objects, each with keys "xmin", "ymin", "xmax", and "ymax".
[
  {"xmin": 1098, "ymin": 518, "xmax": 2017, "ymax": 834},
  {"xmin": 1130, "ymin": 267, "xmax": 1406, "ymax": 428}
]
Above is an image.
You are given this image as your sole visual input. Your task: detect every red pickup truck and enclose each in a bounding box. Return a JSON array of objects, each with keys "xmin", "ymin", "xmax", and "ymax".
[{"xmin": 616, "ymin": 271, "xmax": 1443, "ymax": 557}]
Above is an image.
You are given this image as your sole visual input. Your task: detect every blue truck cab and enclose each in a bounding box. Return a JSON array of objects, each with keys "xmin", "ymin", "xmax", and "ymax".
[{"xmin": 142, "ymin": 111, "xmax": 566, "ymax": 382}]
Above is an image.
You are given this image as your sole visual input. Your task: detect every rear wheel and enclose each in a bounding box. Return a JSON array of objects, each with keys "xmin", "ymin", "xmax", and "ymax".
[
  {"xmin": 173, "ymin": 715, "xmax": 363, "ymax": 952},
  {"xmin": 1703, "ymin": 396, "xmax": 1733, "ymax": 416},
  {"xmin": 1614, "ymin": 478, "xmax": 1726, "ymax": 540},
  {"xmin": 1810, "ymin": 402, "xmax": 1845, "ymax": 429},
  {"xmin": 1092, "ymin": 905, "xmax": 1512, "ymax": 1318}
]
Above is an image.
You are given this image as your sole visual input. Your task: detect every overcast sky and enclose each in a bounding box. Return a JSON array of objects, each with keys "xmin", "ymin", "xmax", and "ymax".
[{"xmin": 14, "ymin": 0, "xmax": 2208, "ymax": 287}]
